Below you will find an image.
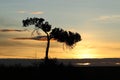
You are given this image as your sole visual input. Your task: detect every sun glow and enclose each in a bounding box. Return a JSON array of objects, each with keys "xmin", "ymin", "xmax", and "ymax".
[
  {"xmin": 80, "ymin": 52, "xmax": 95, "ymax": 58},
  {"xmin": 76, "ymin": 49, "xmax": 97, "ymax": 59},
  {"xmin": 73, "ymin": 42, "xmax": 98, "ymax": 59}
]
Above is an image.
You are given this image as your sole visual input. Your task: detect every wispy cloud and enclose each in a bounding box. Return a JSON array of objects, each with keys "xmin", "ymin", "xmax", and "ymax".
[
  {"xmin": 0, "ymin": 29, "xmax": 29, "ymax": 32},
  {"xmin": 12, "ymin": 36, "xmax": 55, "ymax": 41},
  {"xmin": 30, "ymin": 11, "xmax": 44, "ymax": 15},
  {"xmin": 94, "ymin": 15, "xmax": 120, "ymax": 22},
  {"xmin": 17, "ymin": 10, "xmax": 44, "ymax": 15}
]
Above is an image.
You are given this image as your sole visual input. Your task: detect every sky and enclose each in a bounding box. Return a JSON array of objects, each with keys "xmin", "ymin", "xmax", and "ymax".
[{"xmin": 0, "ymin": 0, "xmax": 120, "ymax": 59}]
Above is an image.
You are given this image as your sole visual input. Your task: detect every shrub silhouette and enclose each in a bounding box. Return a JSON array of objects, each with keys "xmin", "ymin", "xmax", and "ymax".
[{"xmin": 22, "ymin": 17, "xmax": 82, "ymax": 62}]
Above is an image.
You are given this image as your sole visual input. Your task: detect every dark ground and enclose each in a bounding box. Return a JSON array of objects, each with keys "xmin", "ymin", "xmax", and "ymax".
[{"xmin": 0, "ymin": 61, "xmax": 120, "ymax": 80}]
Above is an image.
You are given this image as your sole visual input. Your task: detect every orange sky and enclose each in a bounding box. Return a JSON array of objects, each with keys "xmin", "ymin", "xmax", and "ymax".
[
  {"xmin": 0, "ymin": 0, "xmax": 120, "ymax": 59},
  {"xmin": 0, "ymin": 31, "xmax": 120, "ymax": 59}
]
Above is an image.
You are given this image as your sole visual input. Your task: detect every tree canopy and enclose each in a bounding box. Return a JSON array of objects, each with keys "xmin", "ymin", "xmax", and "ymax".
[{"xmin": 22, "ymin": 17, "xmax": 82, "ymax": 60}]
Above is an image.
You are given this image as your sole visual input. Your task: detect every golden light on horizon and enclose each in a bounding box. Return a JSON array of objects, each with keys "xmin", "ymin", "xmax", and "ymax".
[
  {"xmin": 74, "ymin": 48, "xmax": 98, "ymax": 59},
  {"xmin": 72, "ymin": 41, "xmax": 99, "ymax": 59}
]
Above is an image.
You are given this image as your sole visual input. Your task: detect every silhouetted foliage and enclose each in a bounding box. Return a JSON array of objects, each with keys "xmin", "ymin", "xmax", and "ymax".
[
  {"xmin": 22, "ymin": 17, "xmax": 82, "ymax": 61},
  {"xmin": 50, "ymin": 28, "xmax": 81, "ymax": 47}
]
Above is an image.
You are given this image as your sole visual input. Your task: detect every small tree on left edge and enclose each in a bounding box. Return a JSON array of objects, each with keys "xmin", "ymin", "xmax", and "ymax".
[{"xmin": 22, "ymin": 17, "xmax": 82, "ymax": 62}]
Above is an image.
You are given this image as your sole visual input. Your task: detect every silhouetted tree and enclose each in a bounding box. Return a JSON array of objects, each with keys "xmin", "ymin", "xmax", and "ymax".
[{"xmin": 22, "ymin": 17, "xmax": 82, "ymax": 62}]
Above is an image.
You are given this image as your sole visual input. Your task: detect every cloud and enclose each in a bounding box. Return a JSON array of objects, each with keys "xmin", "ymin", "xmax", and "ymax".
[
  {"xmin": 97, "ymin": 16, "xmax": 111, "ymax": 21},
  {"xmin": 30, "ymin": 11, "xmax": 44, "ymax": 15},
  {"xmin": 0, "ymin": 29, "xmax": 29, "ymax": 32},
  {"xmin": 94, "ymin": 15, "xmax": 120, "ymax": 22},
  {"xmin": 17, "ymin": 10, "xmax": 44, "ymax": 15},
  {"xmin": 100, "ymin": 46, "xmax": 120, "ymax": 50},
  {"xmin": 12, "ymin": 36, "xmax": 55, "ymax": 41}
]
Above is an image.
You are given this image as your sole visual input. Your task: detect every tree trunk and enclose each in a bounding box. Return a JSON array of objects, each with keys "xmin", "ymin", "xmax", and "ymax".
[{"xmin": 45, "ymin": 32, "xmax": 50, "ymax": 61}]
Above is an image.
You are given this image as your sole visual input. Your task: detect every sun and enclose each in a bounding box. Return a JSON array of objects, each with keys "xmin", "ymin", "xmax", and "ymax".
[
  {"xmin": 80, "ymin": 53, "xmax": 93, "ymax": 58},
  {"xmin": 80, "ymin": 49, "xmax": 95, "ymax": 58},
  {"xmin": 74, "ymin": 48, "xmax": 97, "ymax": 59}
]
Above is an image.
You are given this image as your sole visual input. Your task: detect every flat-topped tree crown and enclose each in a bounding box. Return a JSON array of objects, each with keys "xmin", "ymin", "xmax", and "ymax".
[{"xmin": 50, "ymin": 28, "xmax": 81, "ymax": 47}]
